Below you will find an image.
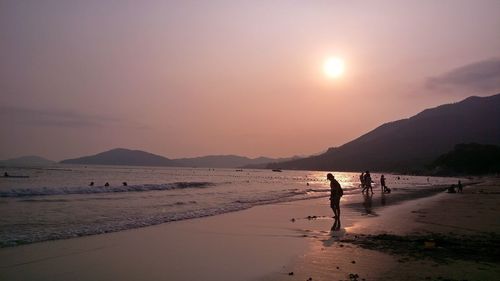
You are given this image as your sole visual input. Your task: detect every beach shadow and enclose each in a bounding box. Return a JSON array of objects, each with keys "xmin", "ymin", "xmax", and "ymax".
[{"xmin": 322, "ymin": 228, "xmax": 347, "ymax": 247}]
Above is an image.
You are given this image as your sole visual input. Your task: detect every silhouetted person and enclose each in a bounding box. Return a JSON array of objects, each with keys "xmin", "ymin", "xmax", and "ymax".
[
  {"xmin": 327, "ymin": 173, "xmax": 343, "ymax": 231},
  {"xmin": 363, "ymin": 171, "xmax": 373, "ymax": 193},
  {"xmin": 122, "ymin": 182, "xmax": 128, "ymax": 186},
  {"xmin": 359, "ymin": 172, "xmax": 365, "ymax": 189},
  {"xmin": 104, "ymin": 182, "xmax": 110, "ymax": 187},
  {"xmin": 380, "ymin": 175, "xmax": 391, "ymax": 193},
  {"xmin": 457, "ymin": 180, "xmax": 463, "ymax": 193},
  {"xmin": 89, "ymin": 181, "xmax": 94, "ymax": 186}
]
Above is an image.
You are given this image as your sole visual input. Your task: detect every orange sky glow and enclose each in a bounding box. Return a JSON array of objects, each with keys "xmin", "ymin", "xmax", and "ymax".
[{"xmin": 1, "ymin": 1, "xmax": 500, "ymax": 160}]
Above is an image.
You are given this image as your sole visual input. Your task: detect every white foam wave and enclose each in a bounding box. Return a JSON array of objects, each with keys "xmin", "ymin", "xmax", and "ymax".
[
  {"xmin": 0, "ymin": 182, "xmax": 215, "ymax": 197},
  {"xmin": 0, "ymin": 188, "xmax": 327, "ymax": 247}
]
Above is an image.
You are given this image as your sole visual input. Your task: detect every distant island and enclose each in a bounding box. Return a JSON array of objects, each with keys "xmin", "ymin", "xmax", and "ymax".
[
  {"xmin": 60, "ymin": 148, "xmax": 298, "ymax": 168},
  {"xmin": 0, "ymin": 156, "xmax": 55, "ymax": 167},
  {"xmin": 173, "ymin": 155, "xmax": 299, "ymax": 168},
  {"xmin": 267, "ymin": 93, "xmax": 500, "ymax": 173},
  {"xmin": 60, "ymin": 148, "xmax": 178, "ymax": 167}
]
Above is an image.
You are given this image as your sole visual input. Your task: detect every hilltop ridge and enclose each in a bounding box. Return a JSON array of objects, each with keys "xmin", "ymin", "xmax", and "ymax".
[{"xmin": 268, "ymin": 93, "xmax": 500, "ymax": 172}]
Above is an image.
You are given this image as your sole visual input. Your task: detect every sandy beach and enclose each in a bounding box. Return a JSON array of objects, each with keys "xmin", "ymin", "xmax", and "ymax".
[
  {"xmin": 1, "ymin": 178, "xmax": 499, "ymax": 281},
  {"xmin": 266, "ymin": 178, "xmax": 500, "ymax": 281},
  {"xmin": 2, "ymin": 2, "xmax": 499, "ymax": 280}
]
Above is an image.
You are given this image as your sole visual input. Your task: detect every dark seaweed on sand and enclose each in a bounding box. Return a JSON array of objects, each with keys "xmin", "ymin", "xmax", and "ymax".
[{"xmin": 340, "ymin": 233, "xmax": 500, "ymax": 263}]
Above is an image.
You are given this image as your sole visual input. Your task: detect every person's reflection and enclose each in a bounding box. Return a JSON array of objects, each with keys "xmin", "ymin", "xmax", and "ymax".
[
  {"xmin": 381, "ymin": 192, "xmax": 386, "ymax": 206},
  {"xmin": 362, "ymin": 192, "xmax": 373, "ymax": 215}
]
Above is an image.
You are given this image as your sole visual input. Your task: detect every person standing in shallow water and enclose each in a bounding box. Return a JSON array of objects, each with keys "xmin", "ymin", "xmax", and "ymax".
[
  {"xmin": 363, "ymin": 171, "xmax": 373, "ymax": 194},
  {"xmin": 380, "ymin": 175, "xmax": 386, "ymax": 193},
  {"xmin": 327, "ymin": 173, "xmax": 343, "ymax": 231}
]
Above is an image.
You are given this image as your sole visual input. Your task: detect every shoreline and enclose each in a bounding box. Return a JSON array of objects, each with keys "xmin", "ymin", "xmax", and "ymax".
[
  {"xmin": 0, "ymin": 198, "xmax": 325, "ymax": 281},
  {"xmin": 266, "ymin": 177, "xmax": 500, "ymax": 281},
  {"xmin": 0, "ymin": 178, "xmax": 456, "ymax": 249},
  {"xmin": 1, "ymin": 178, "xmax": 497, "ymax": 281}
]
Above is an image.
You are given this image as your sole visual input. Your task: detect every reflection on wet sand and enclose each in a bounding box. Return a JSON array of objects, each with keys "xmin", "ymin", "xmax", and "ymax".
[{"xmin": 362, "ymin": 192, "xmax": 377, "ymax": 216}]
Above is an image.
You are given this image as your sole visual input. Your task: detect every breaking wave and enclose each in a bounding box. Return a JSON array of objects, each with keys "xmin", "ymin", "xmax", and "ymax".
[{"xmin": 0, "ymin": 182, "xmax": 215, "ymax": 197}]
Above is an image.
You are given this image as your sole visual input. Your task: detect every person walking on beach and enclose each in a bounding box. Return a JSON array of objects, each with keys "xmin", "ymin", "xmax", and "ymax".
[
  {"xmin": 327, "ymin": 173, "xmax": 343, "ymax": 231},
  {"xmin": 362, "ymin": 171, "xmax": 373, "ymax": 194},
  {"xmin": 457, "ymin": 180, "xmax": 463, "ymax": 193},
  {"xmin": 359, "ymin": 172, "xmax": 365, "ymax": 190},
  {"xmin": 380, "ymin": 175, "xmax": 387, "ymax": 193}
]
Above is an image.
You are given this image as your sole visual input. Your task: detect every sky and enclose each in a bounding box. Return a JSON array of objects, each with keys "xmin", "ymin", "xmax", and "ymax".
[{"xmin": 1, "ymin": 0, "xmax": 500, "ymax": 161}]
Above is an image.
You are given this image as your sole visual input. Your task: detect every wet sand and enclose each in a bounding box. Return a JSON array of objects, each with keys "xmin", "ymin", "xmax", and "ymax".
[
  {"xmin": 0, "ymin": 199, "xmax": 318, "ymax": 281},
  {"xmin": 267, "ymin": 178, "xmax": 500, "ymax": 281},
  {"xmin": 1, "ymin": 178, "xmax": 498, "ymax": 281}
]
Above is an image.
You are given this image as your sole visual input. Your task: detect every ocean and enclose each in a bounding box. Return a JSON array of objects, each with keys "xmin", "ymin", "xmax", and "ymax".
[{"xmin": 0, "ymin": 165, "xmax": 459, "ymax": 247}]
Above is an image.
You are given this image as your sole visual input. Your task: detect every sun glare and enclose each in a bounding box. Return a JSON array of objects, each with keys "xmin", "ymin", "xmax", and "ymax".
[{"xmin": 323, "ymin": 57, "xmax": 345, "ymax": 79}]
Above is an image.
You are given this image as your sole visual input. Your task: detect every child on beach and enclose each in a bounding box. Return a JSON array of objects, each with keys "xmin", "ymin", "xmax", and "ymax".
[
  {"xmin": 327, "ymin": 173, "xmax": 343, "ymax": 231},
  {"xmin": 380, "ymin": 175, "xmax": 391, "ymax": 193}
]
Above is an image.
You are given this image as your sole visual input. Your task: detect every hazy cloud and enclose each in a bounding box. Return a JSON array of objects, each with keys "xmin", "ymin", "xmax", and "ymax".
[
  {"xmin": 0, "ymin": 106, "xmax": 119, "ymax": 128},
  {"xmin": 426, "ymin": 58, "xmax": 500, "ymax": 94}
]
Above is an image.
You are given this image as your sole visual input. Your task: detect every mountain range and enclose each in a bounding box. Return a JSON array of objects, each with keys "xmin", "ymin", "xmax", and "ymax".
[
  {"xmin": 0, "ymin": 156, "xmax": 55, "ymax": 166},
  {"xmin": 7, "ymin": 93, "xmax": 500, "ymax": 172},
  {"xmin": 267, "ymin": 93, "xmax": 500, "ymax": 172},
  {"xmin": 60, "ymin": 148, "xmax": 298, "ymax": 168},
  {"xmin": 174, "ymin": 155, "xmax": 298, "ymax": 168},
  {"xmin": 60, "ymin": 148, "xmax": 178, "ymax": 167}
]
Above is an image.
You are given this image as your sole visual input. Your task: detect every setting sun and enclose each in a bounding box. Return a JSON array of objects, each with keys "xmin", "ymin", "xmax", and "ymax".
[
  {"xmin": 323, "ymin": 57, "xmax": 345, "ymax": 78},
  {"xmin": 1, "ymin": 2, "xmax": 499, "ymax": 280}
]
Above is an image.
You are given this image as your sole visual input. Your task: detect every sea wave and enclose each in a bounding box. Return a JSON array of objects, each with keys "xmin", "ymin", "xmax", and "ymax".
[
  {"xmin": 234, "ymin": 190, "xmax": 306, "ymax": 204},
  {"xmin": 305, "ymin": 185, "xmax": 361, "ymax": 195},
  {"xmin": 0, "ymin": 191, "xmax": 325, "ymax": 247},
  {"xmin": 0, "ymin": 182, "xmax": 215, "ymax": 197}
]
